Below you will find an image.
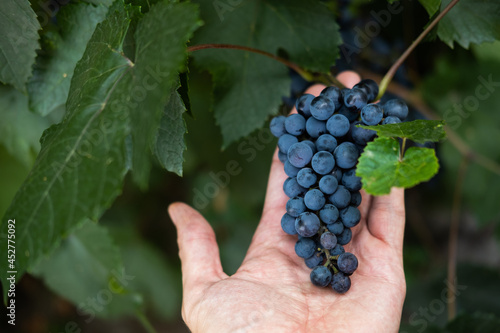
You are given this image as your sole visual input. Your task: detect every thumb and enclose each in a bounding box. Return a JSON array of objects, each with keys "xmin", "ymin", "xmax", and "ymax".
[{"xmin": 168, "ymin": 202, "xmax": 226, "ymax": 292}]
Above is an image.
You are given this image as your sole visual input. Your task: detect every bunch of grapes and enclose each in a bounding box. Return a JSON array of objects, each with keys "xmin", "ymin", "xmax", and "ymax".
[{"xmin": 270, "ymin": 79, "xmax": 408, "ymax": 293}]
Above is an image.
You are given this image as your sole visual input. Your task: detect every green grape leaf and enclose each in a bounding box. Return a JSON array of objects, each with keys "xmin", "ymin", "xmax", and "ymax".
[
  {"xmin": 0, "ymin": 0, "xmax": 41, "ymax": 91},
  {"xmin": 0, "ymin": 3, "xmax": 136, "ymax": 295},
  {"xmin": 153, "ymin": 90, "xmax": 187, "ymax": 176},
  {"xmin": 191, "ymin": 0, "xmax": 340, "ymax": 147},
  {"xmin": 28, "ymin": 3, "xmax": 108, "ymax": 116},
  {"xmin": 437, "ymin": 0, "xmax": 500, "ymax": 49},
  {"xmin": 419, "ymin": 0, "xmax": 441, "ymax": 17},
  {"xmin": 82, "ymin": 0, "xmax": 115, "ymax": 6},
  {"xmin": 356, "ymin": 137, "xmax": 440, "ymax": 195},
  {"xmin": 0, "ymin": 86, "xmax": 54, "ymax": 166},
  {"xmin": 128, "ymin": 1, "xmax": 201, "ymax": 188},
  {"xmin": 31, "ymin": 221, "xmax": 143, "ymax": 318},
  {"xmin": 359, "ymin": 120, "xmax": 446, "ymax": 143}
]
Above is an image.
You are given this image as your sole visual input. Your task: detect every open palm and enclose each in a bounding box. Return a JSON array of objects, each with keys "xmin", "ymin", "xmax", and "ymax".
[{"xmin": 168, "ymin": 72, "xmax": 406, "ymax": 333}]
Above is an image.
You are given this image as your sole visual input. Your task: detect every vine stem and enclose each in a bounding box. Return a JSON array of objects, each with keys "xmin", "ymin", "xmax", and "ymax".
[
  {"xmin": 376, "ymin": 0, "xmax": 460, "ymax": 100},
  {"xmin": 135, "ymin": 311, "xmax": 157, "ymax": 333},
  {"xmin": 187, "ymin": 43, "xmax": 344, "ymax": 87},
  {"xmin": 447, "ymin": 157, "xmax": 468, "ymax": 321}
]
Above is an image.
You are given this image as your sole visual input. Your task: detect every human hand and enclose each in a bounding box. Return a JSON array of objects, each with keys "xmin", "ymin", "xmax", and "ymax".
[{"xmin": 168, "ymin": 71, "xmax": 406, "ymax": 333}]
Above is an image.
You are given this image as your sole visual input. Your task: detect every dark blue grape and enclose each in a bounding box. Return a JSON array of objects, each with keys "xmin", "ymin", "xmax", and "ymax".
[
  {"xmin": 310, "ymin": 96, "xmax": 335, "ymax": 120},
  {"xmin": 383, "ymin": 99, "xmax": 408, "ymax": 120},
  {"xmin": 283, "ymin": 177, "xmax": 306, "ymax": 198},
  {"xmin": 330, "ymin": 243, "xmax": 345, "ymax": 255},
  {"xmin": 319, "ymin": 204, "xmax": 339, "ymax": 224},
  {"xmin": 270, "ymin": 116, "xmax": 286, "ymax": 137},
  {"xmin": 278, "ymin": 151, "xmax": 287, "ymax": 163},
  {"xmin": 344, "ymin": 88, "xmax": 368, "ymax": 109},
  {"xmin": 281, "ymin": 213, "xmax": 297, "ymax": 235},
  {"xmin": 295, "ymin": 212, "xmax": 321, "ymax": 237},
  {"xmin": 350, "ymin": 122, "xmax": 377, "ymax": 146},
  {"xmin": 334, "ymin": 142, "xmax": 359, "ymax": 169},
  {"xmin": 327, "ymin": 221, "xmax": 344, "ymax": 235},
  {"xmin": 305, "ymin": 252, "xmax": 325, "ymax": 268},
  {"xmin": 341, "ymin": 169, "xmax": 362, "ymax": 191},
  {"xmin": 287, "ymin": 142, "xmax": 313, "ymax": 168},
  {"xmin": 302, "ymin": 140, "xmax": 317, "ymax": 154},
  {"xmin": 320, "ymin": 232, "xmax": 337, "ymax": 249},
  {"xmin": 354, "ymin": 79, "xmax": 379, "ymax": 102},
  {"xmin": 337, "ymin": 252, "xmax": 358, "ymax": 274},
  {"xmin": 337, "ymin": 104, "xmax": 360, "ymax": 122},
  {"xmin": 297, "ymin": 168, "xmax": 317, "ymax": 188},
  {"xmin": 315, "ymin": 134, "xmax": 337, "ymax": 153},
  {"xmin": 319, "ymin": 175, "xmax": 338, "ymax": 195},
  {"xmin": 361, "ymin": 104, "xmax": 383, "ymax": 126},
  {"xmin": 296, "ymin": 94, "xmax": 314, "ymax": 118},
  {"xmin": 305, "ymin": 117, "xmax": 327, "ymax": 139},
  {"xmin": 329, "ymin": 185, "xmax": 351, "ymax": 209},
  {"xmin": 332, "ymin": 168, "xmax": 343, "ymax": 182},
  {"xmin": 284, "ymin": 160, "xmax": 300, "ymax": 177},
  {"xmin": 295, "ymin": 237, "xmax": 316, "ymax": 258},
  {"xmin": 310, "ymin": 266, "xmax": 333, "ymax": 287},
  {"xmin": 331, "ymin": 272, "xmax": 351, "ymax": 293},
  {"xmin": 286, "ymin": 196, "xmax": 306, "ymax": 217},
  {"xmin": 350, "ymin": 191, "xmax": 362, "ymax": 207},
  {"xmin": 340, "ymin": 206, "xmax": 361, "ymax": 228},
  {"xmin": 278, "ymin": 134, "xmax": 298, "ymax": 154},
  {"xmin": 320, "ymin": 86, "xmax": 341, "ymax": 109},
  {"xmin": 311, "ymin": 151, "xmax": 335, "ymax": 175},
  {"xmin": 304, "ymin": 189, "xmax": 326, "ymax": 211},
  {"xmin": 382, "ymin": 116, "xmax": 401, "ymax": 125},
  {"xmin": 285, "ymin": 114, "xmax": 306, "ymax": 136},
  {"xmin": 326, "ymin": 114, "xmax": 350, "ymax": 137},
  {"xmin": 337, "ymin": 227, "xmax": 352, "ymax": 245}
]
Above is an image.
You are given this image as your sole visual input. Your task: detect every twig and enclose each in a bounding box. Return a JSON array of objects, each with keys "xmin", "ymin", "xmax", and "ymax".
[{"xmin": 376, "ymin": 0, "xmax": 461, "ymax": 100}]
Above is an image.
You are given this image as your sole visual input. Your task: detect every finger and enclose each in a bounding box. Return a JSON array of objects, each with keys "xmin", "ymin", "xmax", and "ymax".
[
  {"xmin": 337, "ymin": 70, "xmax": 362, "ymax": 89},
  {"xmin": 168, "ymin": 202, "xmax": 227, "ymax": 291},
  {"xmin": 365, "ymin": 187, "xmax": 406, "ymax": 251}
]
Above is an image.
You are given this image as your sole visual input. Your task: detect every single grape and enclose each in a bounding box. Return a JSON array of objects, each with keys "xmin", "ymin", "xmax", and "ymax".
[
  {"xmin": 332, "ymin": 168, "xmax": 343, "ymax": 182},
  {"xmin": 337, "ymin": 227, "xmax": 352, "ymax": 245},
  {"xmin": 270, "ymin": 116, "xmax": 286, "ymax": 137},
  {"xmin": 329, "ymin": 185, "xmax": 351, "ymax": 209},
  {"xmin": 302, "ymin": 140, "xmax": 317, "ymax": 154},
  {"xmin": 310, "ymin": 95, "xmax": 335, "ymax": 120},
  {"xmin": 327, "ymin": 221, "xmax": 344, "ymax": 235},
  {"xmin": 340, "ymin": 206, "xmax": 361, "ymax": 228},
  {"xmin": 310, "ymin": 266, "xmax": 333, "ymax": 287},
  {"xmin": 295, "ymin": 237, "xmax": 316, "ymax": 258},
  {"xmin": 286, "ymin": 196, "xmax": 306, "ymax": 217},
  {"xmin": 319, "ymin": 204, "xmax": 339, "ymax": 224},
  {"xmin": 278, "ymin": 151, "xmax": 287, "ymax": 163},
  {"xmin": 305, "ymin": 252, "xmax": 325, "ymax": 268},
  {"xmin": 320, "ymin": 232, "xmax": 337, "ymax": 250},
  {"xmin": 295, "ymin": 212, "xmax": 321, "ymax": 237},
  {"xmin": 326, "ymin": 114, "xmax": 350, "ymax": 137},
  {"xmin": 320, "ymin": 86, "xmax": 341, "ymax": 109},
  {"xmin": 296, "ymin": 94, "xmax": 314, "ymax": 118},
  {"xmin": 354, "ymin": 79, "xmax": 379, "ymax": 102},
  {"xmin": 304, "ymin": 189, "xmax": 326, "ymax": 211},
  {"xmin": 287, "ymin": 142, "xmax": 313, "ymax": 168},
  {"xmin": 297, "ymin": 168, "xmax": 317, "ymax": 188},
  {"xmin": 311, "ymin": 151, "xmax": 335, "ymax": 175},
  {"xmin": 315, "ymin": 134, "xmax": 338, "ymax": 153},
  {"xmin": 283, "ymin": 177, "xmax": 306, "ymax": 198},
  {"xmin": 337, "ymin": 252, "xmax": 358, "ymax": 274},
  {"xmin": 361, "ymin": 104, "xmax": 383, "ymax": 126},
  {"xmin": 382, "ymin": 116, "xmax": 401, "ymax": 125},
  {"xmin": 333, "ymin": 142, "xmax": 359, "ymax": 169},
  {"xmin": 344, "ymin": 88, "xmax": 368, "ymax": 109},
  {"xmin": 285, "ymin": 114, "xmax": 306, "ymax": 136},
  {"xmin": 350, "ymin": 191, "xmax": 362, "ymax": 207},
  {"xmin": 331, "ymin": 272, "xmax": 351, "ymax": 293},
  {"xmin": 383, "ymin": 99, "xmax": 409, "ymax": 120},
  {"xmin": 305, "ymin": 117, "xmax": 327, "ymax": 138},
  {"xmin": 278, "ymin": 134, "xmax": 298, "ymax": 154},
  {"xmin": 341, "ymin": 169, "xmax": 362, "ymax": 191},
  {"xmin": 281, "ymin": 213, "xmax": 298, "ymax": 235},
  {"xmin": 319, "ymin": 175, "xmax": 338, "ymax": 195},
  {"xmin": 337, "ymin": 104, "xmax": 360, "ymax": 122},
  {"xmin": 284, "ymin": 160, "xmax": 300, "ymax": 177},
  {"xmin": 330, "ymin": 243, "xmax": 345, "ymax": 255}
]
